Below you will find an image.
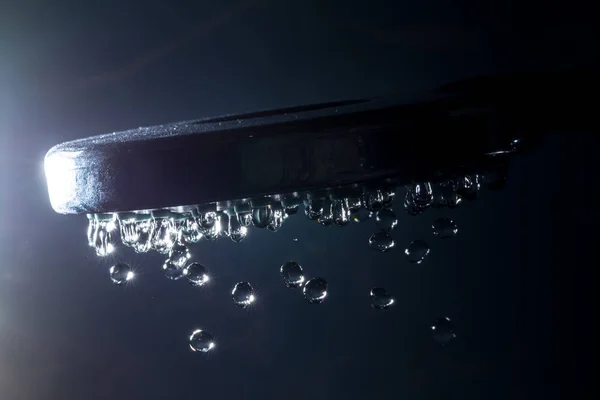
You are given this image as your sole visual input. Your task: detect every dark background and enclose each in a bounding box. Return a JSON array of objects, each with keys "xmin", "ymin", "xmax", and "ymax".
[{"xmin": 0, "ymin": 1, "xmax": 596, "ymax": 399}]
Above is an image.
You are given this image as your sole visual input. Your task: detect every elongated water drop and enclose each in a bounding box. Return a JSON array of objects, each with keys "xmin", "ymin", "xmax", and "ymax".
[
  {"xmin": 232, "ymin": 282, "xmax": 255, "ymax": 308},
  {"xmin": 369, "ymin": 231, "xmax": 395, "ymax": 252},
  {"xmin": 370, "ymin": 288, "xmax": 394, "ymax": 310},
  {"xmin": 184, "ymin": 262, "xmax": 209, "ymax": 287},
  {"xmin": 303, "ymin": 277, "xmax": 327, "ymax": 304},
  {"xmin": 280, "ymin": 261, "xmax": 305, "ymax": 288},
  {"xmin": 405, "ymin": 240, "xmax": 430, "ymax": 263}
]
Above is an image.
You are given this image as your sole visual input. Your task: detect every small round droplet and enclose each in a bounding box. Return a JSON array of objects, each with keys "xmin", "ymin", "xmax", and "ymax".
[
  {"xmin": 303, "ymin": 277, "xmax": 327, "ymax": 304},
  {"xmin": 169, "ymin": 243, "xmax": 191, "ymax": 267},
  {"xmin": 189, "ymin": 329, "xmax": 216, "ymax": 353},
  {"xmin": 431, "ymin": 317, "xmax": 456, "ymax": 346},
  {"xmin": 405, "ymin": 240, "xmax": 430, "ymax": 263},
  {"xmin": 292, "ymin": 237, "xmax": 299, "ymax": 242},
  {"xmin": 109, "ymin": 263, "xmax": 134, "ymax": 285},
  {"xmin": 163, "ymin": 260, "xmax": 185, "ymax": 280},
  {"xmin": 376, "ymin": 209, "xmax": 398, "ymax": 232},
  {"xmin": 432, "ymin": 218, "xmax": 458, "ymax": 238},
  {"xmin": 369, "ymin": 231, "xmax": 395, "ymax": 252},
  {"xmin": 184, "ymin": 262, "xmax": 209, "ymax": 287},
  {"xmin": 280, "ymin": 261, "xmax": 305, "ymax": 288},
  {"xmin": 232, "ymin": 282, "xmax": 255, "ymax": 308},
  {"xmin": 370, "ymin": 288, "xmax": 394, "ymax": 310}
]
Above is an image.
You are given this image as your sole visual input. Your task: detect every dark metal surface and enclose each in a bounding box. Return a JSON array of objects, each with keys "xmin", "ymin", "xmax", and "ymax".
[{"xmin": 44, "ymin": 69, "xmax": 598, "ymax": 215}]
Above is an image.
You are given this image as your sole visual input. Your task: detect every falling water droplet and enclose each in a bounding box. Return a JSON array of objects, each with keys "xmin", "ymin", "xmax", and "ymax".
[
  {"xmin": 292, "ymin": 237, "xmax": 299, "ymax": 242},
  {"xmin": 376, "ymin": 209, "xmax": 398, "ymax": 232},
  {"xmin": 109, "ymin": 263, "xmax": 134, "ymax": 285},
  {"xmin": 163, "ymin": 260, "xmax": 185, "ymax": 280},
  {"xmin": 303, "ymin": 277, "xmax": 328, "ymax": 304},
  {"xmin": 189, "ymin": 329, "xmax": 216, "ymax": 353},
  {"xmin": 369, "ymin": 231, "xmax": 395, "ymax": 252},
  {"xmin": 280, "ymin": 261, "xmax": 305, "ymax": 288},
  {"xmin": 184, "ymin": 262, "xmax": 209, "ymax": 287},
  {"xmin": 431, "ymin": 317, "xmax": 456, "ymax": 346},
  {"xmin": 405, "ymin": 240, "xmax": 430, "ymax": 263},
  {"xmin": 370, "ymin": 288, "xmax": 394, "ymax": 310},
  {"xmin": 168, "ymin": 242, "xmax": 191, "ymax": 267},
  {"xmin": 432, "ymin": 218, "xmax": 458, "ymax": 238},
  {"xmin": 232, "ymin": 282, "xmax": 255, "ymax": 308}
]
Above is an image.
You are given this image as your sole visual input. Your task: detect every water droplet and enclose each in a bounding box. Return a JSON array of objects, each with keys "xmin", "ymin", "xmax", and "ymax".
[
  {"xmin": 109, "ymin": 263, "xmax": 134, "ymax": 285},
  {"xmin": 237, "ymin": 212, "xmax": 253, "ymax": 227},
  {"xmin": 199, "ymin": 212, "xmax": 217, "ymax": 229},
  {"xmin": 182, "ymin": 216, "xmax": 203, "ymax": 243},
  {"xmin": 304, "ymin": 199, "xmax": 324, "ymax": 220},
  {"xmin": 151, "ymin": 218, "xmax": 177, "ymax": 254},
  {"xmin": 184, "ymin": 262, "xmax": 209, "ymax": 287},
  {"xmin": 131, "ymin": 218, "xmax": 154, "ymax": 253},
  {"xmin": 87, "ymin": 215, "xmax": 96, "ymax": 247},
  {"xmin": 456, "ymin": 175, "xmax": 480, "ymax": 201},
  {"xmin": 217, "ymin": 214, "xmax": 230, "ymax": 237},
  {"xmin": 252, "ymin": 206, "xmax": 272, "ymax": 228},
  {"xmin": 228, "ymin": 217, "xmax": 247, "ymax": 242},
  {"xmin": 376, "ymin": 209, "xmax": 398, "ymax": 232},
  {"xmin": 381, "ymin": 189, "xmax": 396, "ymax": 209},
  {"xmin": 93, "ymin": 215, "xmax": 117, "ymax": 257},
  {"xmin": 119, "ymin": 216, "xmax": 138, "ymax": 247},
  {"xmin": 189, "ymin": 329, "xmax": 216, "ymax": 353},
  {"xmin": 168, "ymin": 242, "xmax": 191, "ymax": 267},
  {"xmin": 431, "ymin": 317, "xmax": 456, "ymax": 345},
  {"xmin": 347, "ymin": 197, "xmax": 362, "ymax": 213},
  {"xmin": 412, "ymin": 182, "xmax": 433, "ymax": 207},
  {"xmin": 163, "ymin": 260, "xmax": 185, "ymax": 280},
  {"xmin": 267, "ymin": 209, "xmax": 285, "ymax": 232},
  {"xmin": 364, "ymin": 190, "xmax": 384, "ymax": 211},
  {"xmin": 332, "ymin": 200, "xmax": 350, "ymax": 226},
  {"xmin": 405, "ymin": 240, "xmax": 430, "ymax": 263},
  {"xmin": 369, "ymin": 231, "xmax": 395, "ymax": 252},
  {"xmin": 432, "ymin": 218, "xmax": 458, "ymax": 238},
  {"xmin": 280, "ymin": 261, "xmax": 305, "ymax": 288},
  {"xmin": 232, "ymin": 282, "xmax": 255, "ymax": 308},
  {"xmin": 318, "ymin": 200, "xmax": 334, "ymax": 226},
  {"xmin": 292, "ymin": 237, "xmax": 299, "ymax": 242},
  {"xmin": 370, "ymin": 288, "xmax": 394, "ymax": 310},
  {"xmin": 303, "ymin": 277, "xmax": 328, "ymax": 304},
  {"xmin": 284, "ymin": 204, "xmax": 299, "ymax": 215},
  {"xmin": 352, "ymin": 208, "xmax": 370, "ymax": 223},
  {"xmin": 440, "ymin": 182, "xmax": 461, "ymax": 208}
]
